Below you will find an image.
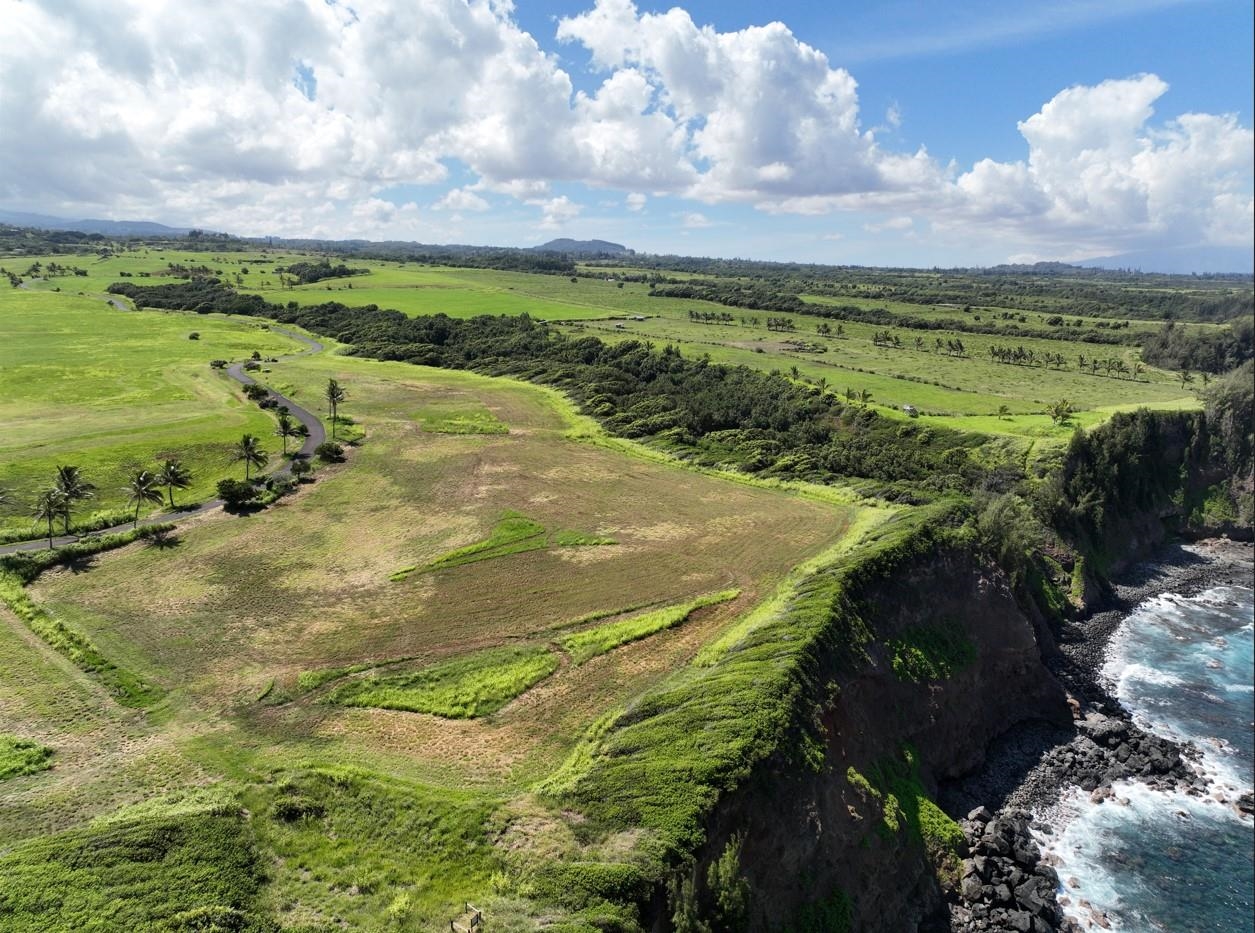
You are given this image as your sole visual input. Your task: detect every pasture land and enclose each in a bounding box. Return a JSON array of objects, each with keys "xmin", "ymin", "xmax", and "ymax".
[
  {"xmin": 560, "ymin": 310, "xmax": 1198, "ymax": 437},
  {"xmin": 0, "ymin": 288, "xmax": 302, "ymax": 536},
  {"xmin": 30, "ymin": 355, "xmax": 852, "ymax": 778},
  {"xmin": 6, "ymin": 247, "xmax": 1207, "ymax": 441},
  {"xmin": 4, "ymin": 352, "xmax": 859, "ymax": 928}
]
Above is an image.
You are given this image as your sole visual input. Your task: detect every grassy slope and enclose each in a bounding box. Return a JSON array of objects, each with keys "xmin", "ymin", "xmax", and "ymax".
[
  {"xmin": 0, "ymin": 792, "xmax": 270, "ymax": 933},
  {"xmin": 0, "ymin": 288, "xmax": 301, "ymax": 534}
]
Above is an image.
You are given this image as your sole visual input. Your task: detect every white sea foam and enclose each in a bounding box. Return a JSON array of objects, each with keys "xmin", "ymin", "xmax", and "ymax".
[
  {"xmin": 1041, "ymin": 585, "xmax": 1255, "ymax": 930},
  {"xmin": 1036, "ymin": 781, "xmax": 1253, "ymax": 932}
]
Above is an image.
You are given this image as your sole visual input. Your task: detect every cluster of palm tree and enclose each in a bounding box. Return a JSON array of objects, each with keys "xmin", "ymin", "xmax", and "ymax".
[
  {"xmin": 1074, "ymin": 353, "xmax": 1146, "ymax": 380},
  {"xmin": 763, "ymin": 317, "xmax": 798, "ymax": 333},
  {"xmin": 686, "ymin": 309, "xmax": 737, "ymax": 325},
  {"xmin": 814, "ymin": 322, "xmax": 844, "ymax": 337},
  {"xmin": 987, "ymin": 345, "xmax": 1070, "ymax": 369},
  {"xmin": 872, "ymin": 331, "xmax": 968, "ymax": 357},
  {"xmin": 987, "ymin": 347, "xmax": 1151, "ymax": 380},
  {"xmin": 19, "ymin": 460, "xmax": 194, "ymax": 546}
]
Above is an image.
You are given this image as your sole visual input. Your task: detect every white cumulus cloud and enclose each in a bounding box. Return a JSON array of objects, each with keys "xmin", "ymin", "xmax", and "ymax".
[
  {"xmin": 433, "ymin": 188, "xmax": 490, "ymax": 212},
  {"xmin": 528, "ymin": 195, "xmax": 582, "ymax": 229},
  {"xmin": 941, "ymin": 75, "xmax": 1254, "ymax": 255},
  {"xmin": 0, "ymin": 1, "xmax": 1248, "ymax": 258}
]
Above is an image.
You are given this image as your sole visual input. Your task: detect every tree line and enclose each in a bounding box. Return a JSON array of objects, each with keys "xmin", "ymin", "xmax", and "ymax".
[{"xmin": 107, "ymin": 279, "xmax": 986, "ymax": 493}]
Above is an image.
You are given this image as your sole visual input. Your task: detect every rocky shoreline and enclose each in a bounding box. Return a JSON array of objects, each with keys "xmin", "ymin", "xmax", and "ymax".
[{"xmin": 937, "ymin": 538, "xmax": 1255, "ymax": 932}]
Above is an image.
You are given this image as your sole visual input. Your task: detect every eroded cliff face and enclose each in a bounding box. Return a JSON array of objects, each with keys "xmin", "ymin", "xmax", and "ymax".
[{"xmin": 693, "ymin": 545, "xmax": 1069, "ymax": 932}]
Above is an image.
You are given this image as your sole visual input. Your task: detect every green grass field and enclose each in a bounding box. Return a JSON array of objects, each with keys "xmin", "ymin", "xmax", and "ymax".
[
  {"xmin": 0, "ymin": 288, "xmax": 303, "ymax": 535},
  {"xmin": 6, "ymin": 247, "xmax": 1205, "ymax": 444}
]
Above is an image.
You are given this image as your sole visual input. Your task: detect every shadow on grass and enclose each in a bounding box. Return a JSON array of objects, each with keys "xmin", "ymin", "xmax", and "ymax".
[
  {"xmin": 60, "ymin": 552, "xmax": 100, "ymax": 575},
  {"xmin": 144, "ymin": 529, "xmax": 182, "ymax": 550}
]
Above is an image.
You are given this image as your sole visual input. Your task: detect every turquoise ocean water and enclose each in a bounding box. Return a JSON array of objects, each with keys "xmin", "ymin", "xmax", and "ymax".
[{"xmin": 1044, "ymin": 586, "xmax": 1254, "ymax": 932}]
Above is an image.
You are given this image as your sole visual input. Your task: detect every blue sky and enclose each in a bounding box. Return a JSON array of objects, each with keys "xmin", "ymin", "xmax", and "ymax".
[{"xmin": 3, "ymin": 0, "xmax": 1252, "ymax": 265}]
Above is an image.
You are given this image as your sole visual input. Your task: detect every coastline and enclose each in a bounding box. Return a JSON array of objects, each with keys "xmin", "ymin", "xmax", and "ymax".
[{"xmin": 937, "ymin": 537, "xmax": 1255, "ymax": 932}]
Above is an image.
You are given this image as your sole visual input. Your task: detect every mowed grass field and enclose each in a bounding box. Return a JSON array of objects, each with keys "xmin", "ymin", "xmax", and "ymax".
[
  {"xmin": 31, "ymin": 355, "xmax": 852, "ymax": 783},
  {"xmin": 3, "ymin": 350, "xmax": 861, "ymax": 927},
  {"xmin": 0, "ymin": 288, "xmax": 304, "ymax": 535}
]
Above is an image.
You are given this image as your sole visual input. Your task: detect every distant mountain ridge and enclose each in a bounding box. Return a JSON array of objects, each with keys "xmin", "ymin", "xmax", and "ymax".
[
  {"xmin": 1076, "ymin": 245, "xmax": 1253, "ymax": 275},
  {"xmin": 532, "ymin": 238, "xmax": 631, "ymax": 256},
  {"xmin": 0, "ymin": 209, "xmax": 193, "ymax": 237}
]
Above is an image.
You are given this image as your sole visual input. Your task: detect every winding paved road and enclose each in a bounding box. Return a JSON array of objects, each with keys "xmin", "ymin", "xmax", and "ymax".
[{"xmin": 1, "ymin": 326, "xmax": 327, "ymax": 555}]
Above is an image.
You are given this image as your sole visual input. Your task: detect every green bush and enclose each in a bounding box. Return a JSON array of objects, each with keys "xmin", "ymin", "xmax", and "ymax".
[
  {"xmin": 530, "ymin": 862, "xmax": 651, "ymax": 912},
  {"xmin": 216, "ymin": 478, "xmax": 258, "ymax": 509},
  {"xmin": 314, "ymin": 442, "xmax": 344, "ymax": 463},
  {"xmin": 0, "ymin": 523, "xmax": 174, "ymax": 584}
]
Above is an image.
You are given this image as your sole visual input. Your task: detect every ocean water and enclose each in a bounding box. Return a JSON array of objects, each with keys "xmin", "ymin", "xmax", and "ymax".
[{"xmin": 1041, "ymin": 585, "xmax": 1255, "ymax": 932}]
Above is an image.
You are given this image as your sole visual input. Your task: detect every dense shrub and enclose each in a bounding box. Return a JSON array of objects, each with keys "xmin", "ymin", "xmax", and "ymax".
[
  {"xmin": 314, "ymin": 442, "xmax": 345, "ymax": 462},
  {"xmin": 216, "ymin": 479, "xmax": 258, "ymax": 509}
]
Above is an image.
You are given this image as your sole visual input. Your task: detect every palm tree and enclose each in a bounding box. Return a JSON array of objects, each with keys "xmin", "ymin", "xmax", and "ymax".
[
  {"xmin": 123, "ymin": 470, "xmax": 164, "ymax": 528},
  {"xmin": 32, "ymin": 488, "xmax": 67, "ymax": 547},
  {"xmin": 155, "ymin": 458, "xmax": 193, "ymax": 508},
  {"xmin": 814, "ymin": 376, "xmax": 829, "ymax": 394},
  {"xmin": 1133, "ymin": 362, "xmax": 1145, "ymax": 381},
  {"xmin": 53, "ymin": 465, "xmax": 95, "ymax": 534},
  {"xmin": 1179, "ymin": 369, "xmax": 1194, "ymax": 389},
  {"xmin": 857, "ymin": 388, "xmax": 873, "ymax": 407},
  {"xmin": 324, "ymin": 378, "xmax": 347, "ymax": 439},
  {"xmin": 232, "ymin": 434, "xmax": 268, "ymax": 481},
  {"xmin": 274, "ymin": 413, "xmax": 298, "ymax": 455}
]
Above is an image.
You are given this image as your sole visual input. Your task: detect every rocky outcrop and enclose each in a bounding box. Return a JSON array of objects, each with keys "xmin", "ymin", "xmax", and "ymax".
[{"xmin": 950, "ymin": 808, "xmax": 1071, "ymax": 933}]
